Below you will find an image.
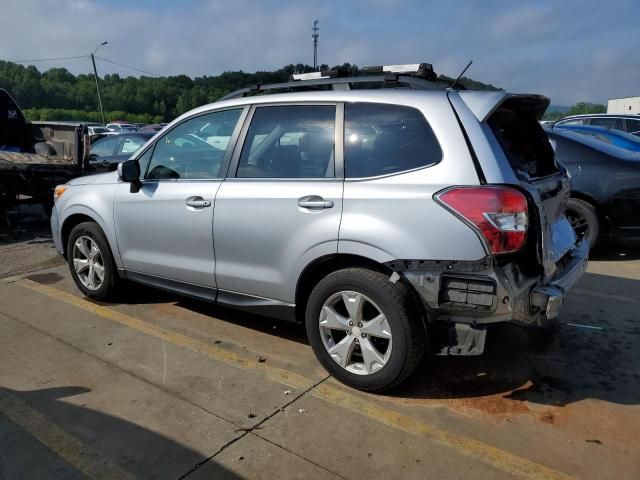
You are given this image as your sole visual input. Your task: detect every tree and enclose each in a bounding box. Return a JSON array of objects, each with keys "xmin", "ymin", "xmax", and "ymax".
[
  {"xmin": 0, "ymin": 59, "xmax": 507, "ymax": 122},
  {"xmin": 543, "ymin": 102, "xmax": 607, "ymax": 121}
]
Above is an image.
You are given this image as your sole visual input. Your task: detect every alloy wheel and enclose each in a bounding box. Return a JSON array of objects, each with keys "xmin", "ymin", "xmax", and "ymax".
[
  {"xmin": 72, "ymin": 235, "xmax": 105, "ymax": 291},
  {"xmin": 319, "ymin": 291, "xmax": 392, "ymax": 375}
]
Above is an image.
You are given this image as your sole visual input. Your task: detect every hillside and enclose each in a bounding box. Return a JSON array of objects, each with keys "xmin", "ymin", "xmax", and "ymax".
[{"xmin": 0, "ymin": 60, "xmax": 502, "ymax": 123}]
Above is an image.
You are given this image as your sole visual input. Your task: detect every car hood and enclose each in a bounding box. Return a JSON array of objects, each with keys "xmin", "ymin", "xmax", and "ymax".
[{"xmin": 68, "ymin": 170, "xmax": 119, "ymax": 186}]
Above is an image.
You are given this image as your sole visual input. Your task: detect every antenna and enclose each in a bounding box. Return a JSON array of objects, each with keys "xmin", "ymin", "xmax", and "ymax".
[
  {"xmin": 450, "ymin": 60, "xmax": 473, "ymax": 89},
  {"xmin": 312, "ymin": 20, "xmax": 319, "ymax": 70}
]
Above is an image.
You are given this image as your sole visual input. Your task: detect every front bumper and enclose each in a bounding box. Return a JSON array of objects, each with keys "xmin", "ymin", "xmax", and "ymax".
[{"xmin": 50, "ymin": 205, "xmax": 64, "ymax": 255}]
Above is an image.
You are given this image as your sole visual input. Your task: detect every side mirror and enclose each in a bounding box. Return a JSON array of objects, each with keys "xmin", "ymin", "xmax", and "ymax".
[{"xmin": 118, "ymin": 159, "xmax": 140, "ymax": 183}]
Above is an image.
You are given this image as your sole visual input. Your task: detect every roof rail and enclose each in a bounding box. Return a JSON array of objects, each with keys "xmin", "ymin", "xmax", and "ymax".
[{"xmin": 219, "ymin": 62, "xmax": 448, "ymax": 101}]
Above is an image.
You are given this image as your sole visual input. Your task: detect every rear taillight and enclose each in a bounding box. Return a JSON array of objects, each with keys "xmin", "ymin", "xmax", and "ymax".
[{"xmin": 436, "ymin": 186, "xmax": 528, "ymax": 254}]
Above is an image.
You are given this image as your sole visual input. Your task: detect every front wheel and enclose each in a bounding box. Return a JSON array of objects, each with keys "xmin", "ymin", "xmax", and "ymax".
[
  {"xmin": 67, "ymin": 221, "xmax": 119, "ymax": 300},
  {"xmin": 305, "ymin": 268, "xmax": 425, "ymax": 392}
]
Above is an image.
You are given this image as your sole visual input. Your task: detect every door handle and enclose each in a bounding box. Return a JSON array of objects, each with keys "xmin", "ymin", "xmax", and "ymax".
[
  {"xmin": 185, "ymin": 196, "xmax": 212, "ymax": 209},
  {"xmin": 298, "ymin": 196, "xmax": 334, "ymax": 210}
]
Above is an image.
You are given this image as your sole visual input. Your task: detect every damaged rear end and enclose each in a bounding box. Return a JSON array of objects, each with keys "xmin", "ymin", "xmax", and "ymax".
[{"xmin": 401, "ymin": 91, "xmax": 588, "ymax": 355}]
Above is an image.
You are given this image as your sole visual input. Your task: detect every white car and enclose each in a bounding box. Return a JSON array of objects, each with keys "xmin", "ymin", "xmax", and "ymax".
[
  {"xmin": 106, "ymin": 123, "xmax": 137, "ymax": 133},
  {"xmin": 87, "ymin": 126, "xmax": 115, "ymax": 136}
]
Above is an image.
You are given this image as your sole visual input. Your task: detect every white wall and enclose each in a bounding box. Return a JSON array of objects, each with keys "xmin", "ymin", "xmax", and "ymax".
[{"xmin": 607, "ymin": 97, "xmax": 640, "ymax": 114}]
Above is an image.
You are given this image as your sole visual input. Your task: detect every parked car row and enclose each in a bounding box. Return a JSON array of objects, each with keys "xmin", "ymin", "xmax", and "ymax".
[
  {"xmin": 86, "ymin": 122, "xmax": 169, "ymax": 140},
  {"xmin": 105, "ymin": 121, "xmax": 168, "ymax": 133}
]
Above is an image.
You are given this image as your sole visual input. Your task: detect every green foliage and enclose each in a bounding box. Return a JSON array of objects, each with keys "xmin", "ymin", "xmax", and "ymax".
[
  {"xmin": 543, "ymin": 102, "xmax": 606, "ymax": 121},
  {"xmin": 1, "ymin": 60, "xmax": 502, "ymax": 122},
  {"xmin": 438, "ymin": 75, "xmax": 503, "ymax": 91}
]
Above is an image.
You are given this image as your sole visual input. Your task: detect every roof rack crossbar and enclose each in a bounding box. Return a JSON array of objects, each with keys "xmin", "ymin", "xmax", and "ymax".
[{"xmin": 219, "ymin": 74, "xmax": 446, "ymax": 101}]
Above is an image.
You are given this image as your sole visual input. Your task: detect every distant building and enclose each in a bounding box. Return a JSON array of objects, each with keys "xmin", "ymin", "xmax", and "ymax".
[{"xmin": 607, "ymin": 96, "xmax": 640, "ymax": 114}]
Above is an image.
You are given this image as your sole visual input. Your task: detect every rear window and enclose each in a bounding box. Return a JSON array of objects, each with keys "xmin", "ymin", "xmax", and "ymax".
[
  {"xmin": 625, "ymin": 118, "xmax": 640, "ymax": 135},
  {"xmin": 344, "ymin": 103, "xmax": 441, "ymax": 178},
  {"xmin": 590, "ymin": 117, "xmax": 623, "ymax": 130},
  {"xmin": 488, "ymin": 99, "xmax": 558, "ymax": 178}
]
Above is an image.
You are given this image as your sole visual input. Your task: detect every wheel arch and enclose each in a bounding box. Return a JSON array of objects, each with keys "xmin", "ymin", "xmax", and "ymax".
[
  {"xmin": 60, "ymin": 209, "xmax": 121, "ymax": 267},
  {"xmin": 294, "ymin": 253, "xmax": 424, "ymax": 324},
  {"xmin": 567, "ymin": 191, "xmax": 609, "ymax": 234},
  {"xmin": 61, "ymin": 214, "xmax": 95, "ymax": 257}
]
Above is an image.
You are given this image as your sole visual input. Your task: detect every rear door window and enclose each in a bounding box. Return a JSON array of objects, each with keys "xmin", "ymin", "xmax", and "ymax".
[
  {"xmin": 236, "ymin": 105, "xmax": 336, "ymax": 178},
  {"xmin": 344, "ymin": 103, "xmax": 441, "ymax": 178}
]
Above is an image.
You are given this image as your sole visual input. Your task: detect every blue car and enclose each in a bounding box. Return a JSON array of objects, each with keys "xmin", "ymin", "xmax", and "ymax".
[{"xmin": 553, "ymin": 124, "xmax": 640, "ymax": 153}]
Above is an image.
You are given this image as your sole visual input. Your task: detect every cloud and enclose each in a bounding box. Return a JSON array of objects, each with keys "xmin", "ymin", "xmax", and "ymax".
[
  {"xmin": 492, "ymin": 5, "xmax": 554, "ymax": 37},
  {"xmin": 0, "ymin": 0, "xmax": 638, "ymax": 105},
  {"xmin": 68, "ymin": 0, "xmax": 93, "ymax": 11}
]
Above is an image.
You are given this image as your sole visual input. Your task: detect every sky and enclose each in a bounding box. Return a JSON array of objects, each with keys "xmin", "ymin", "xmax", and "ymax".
[{"xmin": 1, "ymin": 0, "xmax": 637, "ymax": 106}]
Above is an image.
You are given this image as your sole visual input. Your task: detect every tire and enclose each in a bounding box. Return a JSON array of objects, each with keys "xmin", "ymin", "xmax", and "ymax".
[
  {"xmin": 566, "ymin": 198, "xmax": 599, "ymax": 247},
  {"xmin": 66, "ymin": 221, "xmax": 119, "ymax": 300},
  {"xmin": 305, "ymin": 268, "xmax": 426, "ymax": 392},
  {"xmin": 41, "ymin": 198, "xmax": 54, "ymax": 218}
]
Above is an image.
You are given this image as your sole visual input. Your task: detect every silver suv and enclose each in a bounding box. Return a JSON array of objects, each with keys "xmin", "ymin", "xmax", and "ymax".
[{"xmin": 51, "ymin": 64, "xmax": 588, "ymax": 392}]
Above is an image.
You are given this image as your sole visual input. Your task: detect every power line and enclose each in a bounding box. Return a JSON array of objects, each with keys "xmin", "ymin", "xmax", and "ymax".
[
  {"xmin": 94, "ymin": 56, "xmax": 162, "ymax": 77},
  {"xmin": 7, "ymin": 55, "xmax": 88, "ymax": 63},
  {"xmin": 5, "ymin": 53, "xmax": 164, "ymax": 78}
]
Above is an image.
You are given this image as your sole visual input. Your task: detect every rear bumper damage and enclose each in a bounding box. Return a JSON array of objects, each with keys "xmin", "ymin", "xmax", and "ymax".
[
  {"xmin": 390, "ymin": 239, "xmax": 589, "ymax": 355},
  {"xmin": 530, "ymin": 239, "xmax": 589, "ymax": 319}
]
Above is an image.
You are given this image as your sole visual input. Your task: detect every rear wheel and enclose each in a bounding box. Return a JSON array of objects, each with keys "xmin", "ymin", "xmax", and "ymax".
[
  {"xmin": 566, "ymin": 198, "xmax": 599, "ymax": 247},
  {"xmin": 305, "ymin": 268, "xmax": 425, "ymax": 392},
  {"xmin": 67, "ymin": 221, "xmax": 119, "ymax": 300}
]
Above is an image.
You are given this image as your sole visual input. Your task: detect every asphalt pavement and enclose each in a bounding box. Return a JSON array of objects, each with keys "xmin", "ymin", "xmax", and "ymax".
[{"xmin": 0, "ymin": 211, "xmax": 639, "ymax": 479}]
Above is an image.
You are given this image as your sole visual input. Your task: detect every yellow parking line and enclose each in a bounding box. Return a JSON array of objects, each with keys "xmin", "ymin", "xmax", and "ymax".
[
  {"xmin": 18, "ymin": 279, "xmax": 315, "ymax": 392},
  {"xmin": 18, "ymin": 279, "xmax": 575, "ymax": 480},
  {"xmin": 0, "ymin": 388, "xmax": 137, "ymax": 480},
  {"xmin": 313, "ymin": 384, "xmax": 573, "ymax": 480}
]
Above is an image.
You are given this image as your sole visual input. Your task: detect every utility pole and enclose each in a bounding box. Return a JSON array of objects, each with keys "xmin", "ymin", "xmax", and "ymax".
[
  {"xmin": 91, "ymin": 41, "xmax": 108, "ymax": 125},
  {"xmin": 312, "ymin": 20, "xmax": 319, "ymax": 70}
]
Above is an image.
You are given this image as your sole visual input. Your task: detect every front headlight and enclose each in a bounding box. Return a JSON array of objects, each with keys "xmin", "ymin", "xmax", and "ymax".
[{"xmin": 53, "ymin": 184, "xmax": 68, "ymax": 202}]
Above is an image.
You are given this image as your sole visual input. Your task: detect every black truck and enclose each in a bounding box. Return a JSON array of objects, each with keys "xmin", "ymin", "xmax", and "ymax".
[{"xmin": 0, "ymin": 89, "xmax": 89, "ymax": 231}]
